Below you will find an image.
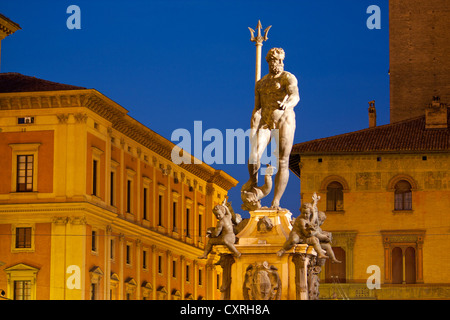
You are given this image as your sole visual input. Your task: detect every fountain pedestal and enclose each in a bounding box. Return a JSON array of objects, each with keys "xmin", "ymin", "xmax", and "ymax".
[{"xmin": 213, "ymin": 208, "xmax": 324, "ymax": 300}]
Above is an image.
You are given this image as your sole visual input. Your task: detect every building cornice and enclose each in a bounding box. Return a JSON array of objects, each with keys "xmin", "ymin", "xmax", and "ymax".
[
  {"xmin": 0, "ymin": 14, "xmax": 21, "ymax": 39},
  {"xmin": 0, "ymin": 89, "xmax": 238, "ymax": 190}
]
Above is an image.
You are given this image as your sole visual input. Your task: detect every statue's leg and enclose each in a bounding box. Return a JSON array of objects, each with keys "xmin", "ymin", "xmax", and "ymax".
[
  {"xmin": 198, "ymin": 242, "xmax": 213, "ymax": 259},
  {"xmin": 272, "ymin": 112, "xmax": 296, "ymax": 208},
  {"xmin": 277, "ymin": 232, "xmax": 299, "ymax": 256},
  {"xmin": 322, "ymin": 243, "xmax": 341, "ymax": 263},
  {"xmin": 309, "ymin": 237, "xmax": 328, "ymax": 259},
  {"xmin": 225, "ymin": 243, "xmax": 241, "ymax": 258},
  {"xmin": 247, "ymin": 126, "xmax": 272, "ymax": 187},
  {"xmin": 198, "ymin": 238, "xmax": 220, "ymax": 259}
]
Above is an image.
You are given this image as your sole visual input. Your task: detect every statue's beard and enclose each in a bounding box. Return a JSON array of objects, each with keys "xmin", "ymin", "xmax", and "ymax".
[{"xmin": 269, "ymin": 64, "xmax": 284, "ymax": 75}]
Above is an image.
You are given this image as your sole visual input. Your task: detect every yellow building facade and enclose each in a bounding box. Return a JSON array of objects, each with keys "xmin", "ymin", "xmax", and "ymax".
[
  {"xmin": 290, "ymin": 110, "xmax": 450, "ymax": 299},
  {"xmin": 0, "ymin": 73, "xmax": 238, "ymax": 300}
]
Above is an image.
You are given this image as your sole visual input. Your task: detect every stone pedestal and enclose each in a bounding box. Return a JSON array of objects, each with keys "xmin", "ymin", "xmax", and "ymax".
[{"xmin": 213, "ymin": 208, "xmax": 322, "ymax": 300}]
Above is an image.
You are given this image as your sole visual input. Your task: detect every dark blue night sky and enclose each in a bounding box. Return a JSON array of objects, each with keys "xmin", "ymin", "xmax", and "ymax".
[{"xmin": 0, "ymin": 0, "xmax": 390, "ymax": 216}]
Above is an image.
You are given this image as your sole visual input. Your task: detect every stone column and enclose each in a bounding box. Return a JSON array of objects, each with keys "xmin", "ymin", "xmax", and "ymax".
[
  {"xmin": 292, "ymin": 253, "xmax": 310, "ymax": 300},
  {"xmin": 216, "ymin": 254, "xmax": 235, "ymax": 300},
  {"xmin": 307, "ymin": 257, "xmax": 324, "ymax": 300}
]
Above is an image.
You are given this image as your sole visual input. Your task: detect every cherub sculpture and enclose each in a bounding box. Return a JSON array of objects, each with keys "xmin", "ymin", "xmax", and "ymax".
[
  {"xmin": 198, "ymin": 199, "xmax": 241, "ymax": 259},
  {"xmin": 316, "ymin": 210, "xmax": 341, "ymax": 263},
  {"xmin": 277, "ymin": 201, "xmax": 328, "ymax": 259},
  {"xmin": 277, "ymin": 193, "xmax": 339, "ymax": 263}
]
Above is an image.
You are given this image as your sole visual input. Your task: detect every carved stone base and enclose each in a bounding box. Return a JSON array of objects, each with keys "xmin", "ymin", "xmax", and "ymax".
[{"xmin": 213, "ymin": 208, "xmax": 322, "ymax": 300}]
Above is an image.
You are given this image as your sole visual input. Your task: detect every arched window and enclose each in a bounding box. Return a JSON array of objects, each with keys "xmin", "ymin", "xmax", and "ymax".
[
  {"xmin": 391, "ymin": 247, "xmax": 417, "ymax": 284},
  {"xmin": 327, "ymin": 182, "xmax": 344, "ymax": 211},
  {"xmin": 324, "ymin": 247, "xmax": 346, "ymax": 283},
  {"xmin": 392, "ymin": 247, "xmax": 403, "ymax": 284},
  {"xmin": 405, "ymin": 247, "xmax": 416, "ymax": 284},
  {"xmin": 381, "ymin": 230, "xmax": 424, "ymax": 284},
  {"xmin": 394, "ymin": 180, "xmax": 412, "ymax": 210}
]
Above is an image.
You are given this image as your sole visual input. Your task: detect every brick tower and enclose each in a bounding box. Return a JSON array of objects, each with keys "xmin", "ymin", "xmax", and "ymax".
[{"xmin": 389, "ymin": 0, "xmax": 450, "ymax": 123}]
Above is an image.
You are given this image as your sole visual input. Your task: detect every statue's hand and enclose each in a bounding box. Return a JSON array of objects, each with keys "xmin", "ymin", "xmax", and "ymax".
[
  {"xmin": 277, "ymin": 95, "xmax": 289, "ymax": 110},
  {"xmin": 277, "ymin": 100, "xmax": 286, "ymax": 110}
]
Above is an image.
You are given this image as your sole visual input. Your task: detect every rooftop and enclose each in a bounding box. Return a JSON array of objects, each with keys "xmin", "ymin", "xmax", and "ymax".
[
  {"xmin": 289, "ymin": 112, "xmax": 450, "ymax": 177},
  {"xmin": 0, "ymin": 72, "xmax": 86, "ymax": 93}
]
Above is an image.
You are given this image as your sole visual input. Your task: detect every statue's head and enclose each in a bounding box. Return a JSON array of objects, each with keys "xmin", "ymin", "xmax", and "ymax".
[
  {"xmin": 213, "ymin": 205, "xmax": 226, "ymax": 220},
  {"xmin": 300, "ymin": 203, "xmax": 313, "ymax": 218},
  {"xmin": 266, "ymin": 48, "xmax": 285, "ymax": 75},
  {"xmin": 241, "ymin": 189, "xmax": 261, "ymax": 211}
]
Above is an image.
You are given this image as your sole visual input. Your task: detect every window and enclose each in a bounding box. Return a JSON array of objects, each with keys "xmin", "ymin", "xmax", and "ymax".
[
  {"xmin": 143, "ymin": 249, "xmax": 148, "ymax": 270},
  {"xmin": 381, "ymin": 230, "xmax": 425, "ymax": 284},
  {"xmin": 91, "ymin": 230, "xmax": 97, "ymax": 252},
  {"xmin": 392, "ymin": 246, "xmax": 417, "ymax": 284},
  {"xmin": 15, "ymin": 227, "xmax": 32, "ymax": 249},
  {"xmin": 125, "ymin": 277, "xmax": 138, "ymax": 299},
  {"xmin": 405, "ymin": 247, "xmax": 417, "ymax": 284},
  {"xmin": 158, "ymin": 195, "xmax": 163, "ymax": 226},
  {"xmin": 12, "ymin": 225, "xmax": 34, "ymax": 252},
  {"xmin": 110, "ymin": 273, "xmax": 119, "ymax": 300},
  {"xmin": 198, "ymin": 269, "xmax": 202, "ymax": 286},
  {"xmin": 5, "ymin": 263, "xmax": 39, "ymax": 300},
  {"xmin": 326, "ymin": 181, "xmax": 344, "ymax": 211},
  {"xmin": 16, "ymin": 155, "xmax": 34, "ymax": 192},
  {"xmin": 324, "ymin": 247, "xmax": 346, "ymax": 283},
  {"xmin": 198, "ymin": 205, "xmax": 205, "ymax": 244},
  {"xmin": 92, "ymin": 159, "xmax": 99, "ymax": 196},
  {"xmin": 186, "ymin": 208, "xmax": 190, "ymax": 237},
  {"xmin": 142, "ymin": 282, "xmax": 153, "ymax": 300},
  {"xmin": 198, "ymin": 214, "xmax": 202, "ymax": 239},
  {"xmin": 9, "ymin": 143, "xmax": 40, "ymax": 193},
  {"xmin": 127, "ymin": 180, "xmax": 132, "ymax": 213},
  {"xmin": 17, "ymin": 116, "xmax": 34, "ymax": 124},
  {"xmin": 91, "ymin": 147, "xmax": 103, "ymax": 198},
  {"xmin": 142, "ymin": 177, "xmax": 152, "ymax": 222},
  {"xmin": 216, "ymin": 274, "xmax": 220, "ymax": 290},
  {"xmin": 90, "ymin": 283, "xmax": 97, "ymax": 300},
  {"xmin": 394, "ymin": 180, "xmax": 412, "ymax": 210},
  {"xmin": 158, "ymin": 255, "xmax": 163, "ymax": 274},
  {"xmin": 157, "ymin": 184, "xmax": 167, "ymax": 228},
  {"xmin": 173, "ymin": 201, "xmax": 177, "ymax": 230},
  {"xmin": 14, "ymin": 280, "xmax": 31, "ymax": 300},
  {"xmin": 126, "ymin": 168, "xmax": 136, "ymax": 214},
  {"xmin": 110, "ymin": 238, "xmax": 115, "ymax": 260},
  {"xmin": 172, "ymin": 260, "xmax": 177, "ymax": 278},
  {"xmin": 126, "ymin": 244, "xmax": 132, "ymax": 265},
  {"xmin": 392, "ymin": 247, "xmax": 403, "ymax": 284},
  {"xmin": 186, "ymin": 265, "xmax": 190, "ymax": 282},
  {"xmin": 110, "ymin": 171, "xmax": 115, "ymax": 206},
  {"xmin": 110, "ymin": 160, "xmax": 119, "ymax": 207},
  {"xmin": 172, "ymin": 191, "xmax": 180, "ymax": 233},
  {"xmin": 143, "ymin": 187, "xmax": 149, "ymax": 220}
]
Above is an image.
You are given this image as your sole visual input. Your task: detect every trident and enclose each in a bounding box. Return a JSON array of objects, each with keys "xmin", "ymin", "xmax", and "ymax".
[{"xmin": 249, "ymin": 20, "xmax": 272, "ymax": 83}]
